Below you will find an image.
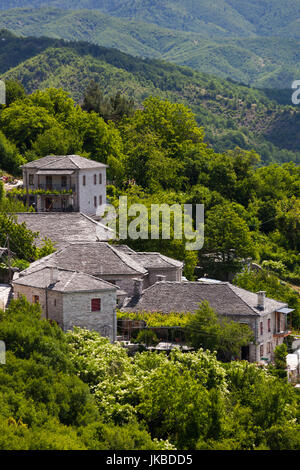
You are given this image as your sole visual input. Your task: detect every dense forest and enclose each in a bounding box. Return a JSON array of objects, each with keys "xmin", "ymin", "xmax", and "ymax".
[
  {"xmin": 1, "ymin": 2, "xmax": 300, "ymax": 88},
  {"xmin": 0, "ymin": 297, "xmax": 299, "ymax": 450},
  {"xmin": 1, "ymin": 31, "xmax": 300, "ymax": 165}
]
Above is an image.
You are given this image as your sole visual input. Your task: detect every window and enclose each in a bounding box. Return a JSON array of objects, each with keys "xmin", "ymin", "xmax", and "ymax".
[
  {"xmin": 83, "ymin": 175, "xmax": 86, "ymax": 186},
  {"xmin": 94, "ymin": 196, "xmax": 97, "ymax": 207},
  {"xmin": 260, "ymin": 321, "xmax": 263, "ymax": 335},
  {"xmin": 91, "ymin": 298, "xmax": 101, "ymax": 312},
  {"xmin": 32, "ymin": 295, "xmax": 39, "ymax": 304},
  {"xmin": 268, "ymin": 318, "xmax": 271, "ymax": 332},
  {"xmin": 61, "ymin": 175, "xmax": 67, "ymax": 187},
  {"xmin": 29, "ymin": 174, "xmax": 34, "ymax": 185},
  {"xmin": 267, "ymin": 342, "xmax": 271, "ymax": 354},
  {"xmin": 99, "ymin": 195, "xmax": 102, "ymax": 206},
  {"xmin": 94, "ymin": 174, "xmax": 97, "ymax": 185},
  {"xmin": 99, "ymin": 173, "xmax": 102, "ymax": 184},
  {"xmin": 260, "ymin": 344, "xmax": 264, "ymax": 357}
]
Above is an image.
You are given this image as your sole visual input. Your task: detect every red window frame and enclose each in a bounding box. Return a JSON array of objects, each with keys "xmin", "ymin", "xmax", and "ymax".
[{"xmin": 91, "ymin": 298, "xmax": 101, "ymax": 312}]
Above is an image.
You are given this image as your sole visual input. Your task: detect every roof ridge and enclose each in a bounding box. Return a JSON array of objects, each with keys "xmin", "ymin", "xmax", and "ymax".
[
  {"xmin": 227, "ymin": 283, "xmax": 261, "ymax": 315},
  {"xmin": 76, "ymin": 271, "xmax": 119, "ymax": 289},
  {"xmin": 61, "ymin": 270, "xmax": 77, "ymax": 291},
  {"xmin": 108, "ymin": 244, "xmax": 146, "ymax": 274},
  {"xmin": 67, "ymin": 155, "xmax": 80, "ymax": 169},
  {"xmin": 38, "ymin": 155, "xmax": 67, "ymax": 169}
]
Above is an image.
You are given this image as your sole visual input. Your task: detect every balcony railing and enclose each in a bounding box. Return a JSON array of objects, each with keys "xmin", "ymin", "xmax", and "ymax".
[
  {"xmin": 273, "ymin": 329, "xmax": 292, "ymax": 338},
  {"xmin": 37, "ymin": 184, "xmax": 76, "ymax": 192}
]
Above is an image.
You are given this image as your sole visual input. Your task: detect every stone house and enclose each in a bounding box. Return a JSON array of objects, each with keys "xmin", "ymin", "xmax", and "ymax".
[
  {"xmin": 13, "ymin": 266, "xmax": 119, "ymax": 340},
  {"xmin": 20, "ymin": 242, "xmax": 183, "ymax": 296},
  {"xmin": 21, "ymin": 154, "xmax": 107, "ymax": 216},
  {"xmin": 121, "ymin": 280, "xmax": 293, "ymax": 362}
]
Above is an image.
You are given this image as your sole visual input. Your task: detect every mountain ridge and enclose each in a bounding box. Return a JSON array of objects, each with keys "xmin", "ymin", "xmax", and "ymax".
[
  {"xmin": 1, "ymin": 30, "xmax": 300, "ymax": 165},
  {"xmin": 0, "ymin": 6, "xmax": 300, "ymax": 88}
]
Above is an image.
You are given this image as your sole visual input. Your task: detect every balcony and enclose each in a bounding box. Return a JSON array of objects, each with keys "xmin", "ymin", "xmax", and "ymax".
[
  {"xmin": 37, "ymin": 184, "xmax": 76, "ymax": 192},
  {"xmin": 273, "ymin": 329, "xmax": 292, "ymax": 338},
  {"xmin": 273, "ymin": 309, "xmax": 293, "ymax": 338}
]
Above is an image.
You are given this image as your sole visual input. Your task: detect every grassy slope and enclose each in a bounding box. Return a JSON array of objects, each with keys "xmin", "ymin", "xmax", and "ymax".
[{"xmin": 1, "ymin": 31, "xmax": 300, "ymax": 164}]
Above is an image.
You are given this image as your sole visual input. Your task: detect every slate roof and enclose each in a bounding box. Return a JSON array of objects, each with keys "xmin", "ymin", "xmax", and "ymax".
[
  {"xmin": 21, "ymin": 155, "xmax": 107, "ymax": 170},
  {"xmin": 14, "ymin": 213, "xmax": 114, "ymax": 249},
  {"xmin": 122, "ymin": 281, "xmax": 287, "ymax": 316},
  {"xmin": 114, "ymin": 247, "xmax": 183, "ymax": 269},
  {"xmin": 21, "ymin": 242, "xmax": 147, "ymax": 277},
  {"xmin": 14, "ymin": 267, "xmax": 117, "ymax": 293}
]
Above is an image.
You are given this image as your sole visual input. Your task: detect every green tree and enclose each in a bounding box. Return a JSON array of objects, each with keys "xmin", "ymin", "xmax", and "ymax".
[
  {"xmin": 186, "ymin": 301, "xmax": 253, "ymax": 361},
  {"xmin": 0, "ymin": 131, "xmax": 25, "ymax": 174},
  {"xmin": 202, "ymin": 204, "xmax": 255, "ymax": 280}
]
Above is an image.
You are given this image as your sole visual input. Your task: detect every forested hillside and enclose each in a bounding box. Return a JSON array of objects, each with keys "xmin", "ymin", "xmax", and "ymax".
[
  {"xmin": 2, "ymin": 0, "xmax": 300, "ymax": 38},
  {"xmin": 1, "ymin": 3, "xmax": 300, "ymax": 87},
  {"xmin": 1, "ymin": 30, "xmax": 300, "ymax": 165},
  {"xmin": 0, "ymin": 298, "xmax": 299, "ymax": 450}
]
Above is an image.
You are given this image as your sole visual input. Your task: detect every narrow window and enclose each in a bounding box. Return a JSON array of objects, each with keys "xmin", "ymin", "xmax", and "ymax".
[
  {"xmin": 268, "ymin": 319, "xmax": 271, "ymax": 332},
  {"xmin": 260, "ymin": 344, "xmax": 264, "ymax": 357},
  {"xmin": 94, "ymin": 174, "xmax": 97, "ymax": 185},
  {"xmin": 91, "ymin": 298, "xmax": 101, "ymax": 312},
  {"xmin": 267, "ymin": 342, "xmax": 271, "ymax": 354},
  {"xmin": 83, "ymin": 175, "xmax": 86, "ymax": 186},
  {"xmin": 61, "ymin": 175, "xmax": 67, "ymax": 187},
  {"xmin": 260, "ymin": 321, "xmax": 263, "ymax": 335},
  {"xmin": 94, "ymin": 196, "xmax": 97, "ymax": 207},
  {"xmin": 99, "ymin": 195, "xmax": 102, "ymax": 206},
  {"xmin": 29, "ymin": 174, "xmax": 34, "ymax": 185},
  {"xmin": 32, "ymin": 295, "xmax": 39, "ymax": 304},
  {"xmin": 99, "ymin": 173, "xmax": 102, "ymax": 184}
]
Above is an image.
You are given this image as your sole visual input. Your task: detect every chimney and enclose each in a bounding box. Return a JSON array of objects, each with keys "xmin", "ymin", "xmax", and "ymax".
[
  {"xmin": 133, "ymin": 278, "xmax": 143, "ymax": 298},
  {"xmin": 49, "ymin": 267, "xmax": 59, "ymax": 286},
  {"xmin": 257, "ymin": 291, "xmax": 266, "ymax": 310},
  {"xmin": 156, "ymin": 275, "xmax": 166, "ymax": 283}
]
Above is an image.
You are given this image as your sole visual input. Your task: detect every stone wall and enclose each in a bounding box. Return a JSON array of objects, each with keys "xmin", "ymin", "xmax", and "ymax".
[
  {"xmin": 78, "ymin": 168, "xmax": 106, "ymax": 216},
  {"xmin": 13, "ymin": 284, "xmax": 117, "ymax": 341},
  {"xmin": 98, "ymin": 274, "xmax": 144, "ymax": 297},
  {"xmin": 62, "ymin": 290, "xmax": 117, "ymax": 341},
  {"xmin": 144, "ymin": 268, "xmax": 182, "ymax": 289}
]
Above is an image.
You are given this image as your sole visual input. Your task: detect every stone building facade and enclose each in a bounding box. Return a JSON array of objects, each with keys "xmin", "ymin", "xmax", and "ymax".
[
  {"xmin": 13, "ymin": 267, "xmax": 118, "ymax": 341},
  {"xmin": 21, "ymin": 154, "xmax": 107, "ymax": 216},
  {"xmin": 122, "ymin": 280, "xmax": 292, "ymax": 363}
]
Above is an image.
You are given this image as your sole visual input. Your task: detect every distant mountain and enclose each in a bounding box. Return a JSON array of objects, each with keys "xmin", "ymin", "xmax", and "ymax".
[
  {"xmin": 1, "ymin": 0, "xmax": 300, "ymax": 38},
  {"xmin": 0, "ymin": 5, "xmax": 300, "ymax": 88},
  {"xmin": 1, "ymin": 30, "xmax": 300, "ymax": 165}
]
